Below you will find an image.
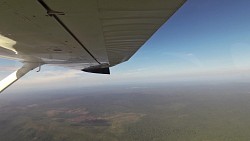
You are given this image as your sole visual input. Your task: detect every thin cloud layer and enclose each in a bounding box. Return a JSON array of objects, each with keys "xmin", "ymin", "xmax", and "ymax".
[{"xmin": 4, "ymin": 65, "xmax": 250, "ymax": 94}]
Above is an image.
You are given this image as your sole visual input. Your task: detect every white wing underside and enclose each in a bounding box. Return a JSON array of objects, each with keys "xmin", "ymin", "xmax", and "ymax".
[{"xmin": 0, "ymin": 0, "xmax": 186, "ymax": 93}]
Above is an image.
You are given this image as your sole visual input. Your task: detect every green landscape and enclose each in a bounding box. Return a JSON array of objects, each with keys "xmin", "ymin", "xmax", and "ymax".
[{"xmin": 1, "ymin": 83, "xmax": 250, "ymax": 141}]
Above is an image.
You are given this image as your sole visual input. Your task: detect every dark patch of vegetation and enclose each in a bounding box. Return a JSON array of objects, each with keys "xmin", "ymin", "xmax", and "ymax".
[{"xmin": 80, "ymin": 119, "xmax": 111, "ymax": 126}]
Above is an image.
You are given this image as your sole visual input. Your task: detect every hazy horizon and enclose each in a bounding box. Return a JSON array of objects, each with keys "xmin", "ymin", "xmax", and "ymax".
[{"xmin": 2, "ymin": 82, "xmax": 250, "ymax": 140}]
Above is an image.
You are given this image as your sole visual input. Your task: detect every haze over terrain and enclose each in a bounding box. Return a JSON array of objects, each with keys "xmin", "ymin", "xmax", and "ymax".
[{"xmin": 1, "ymin": 82, "xmax": 250, "ymax": 141}]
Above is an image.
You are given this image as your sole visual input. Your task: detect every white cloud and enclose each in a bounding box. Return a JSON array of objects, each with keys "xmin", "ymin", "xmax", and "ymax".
[
  {"xmin": 164, "ymin": 52, "xmax": 203, "ymax": 67},
  {"xmin": 186, "ymin": 53, "xmax": 193, "ymax": 56},
  {"xmin": 0, "ymin": 66, "xmax": 18, "ymax": 72}
]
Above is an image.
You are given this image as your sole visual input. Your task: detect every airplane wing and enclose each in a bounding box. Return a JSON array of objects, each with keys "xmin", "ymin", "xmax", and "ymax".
[{"xmin": 0, "ymin": 0, "xmax": 186, "ymax": 93}]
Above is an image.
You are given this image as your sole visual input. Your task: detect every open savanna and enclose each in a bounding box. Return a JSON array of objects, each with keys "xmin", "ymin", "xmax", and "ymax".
[{"xmin": 1, "ymin": 83, "xmax": 250, "ymax": 141}]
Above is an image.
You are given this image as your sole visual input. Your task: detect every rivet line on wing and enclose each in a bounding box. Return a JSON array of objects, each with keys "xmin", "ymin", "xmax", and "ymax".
[{"xmin": 37, "ymin": 0, "xmax": 101, "ymax": 64}]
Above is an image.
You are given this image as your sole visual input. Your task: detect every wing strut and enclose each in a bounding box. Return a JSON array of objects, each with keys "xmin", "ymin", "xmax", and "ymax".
[{"xmin": 0, "ymin": 63, "xmax": 40, "ymax": 93}]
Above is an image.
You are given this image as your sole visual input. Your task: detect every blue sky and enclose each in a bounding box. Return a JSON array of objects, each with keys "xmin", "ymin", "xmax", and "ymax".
[{"xmin": 1, "ymin": 0, "xmax": 250, "ymax": 93}]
